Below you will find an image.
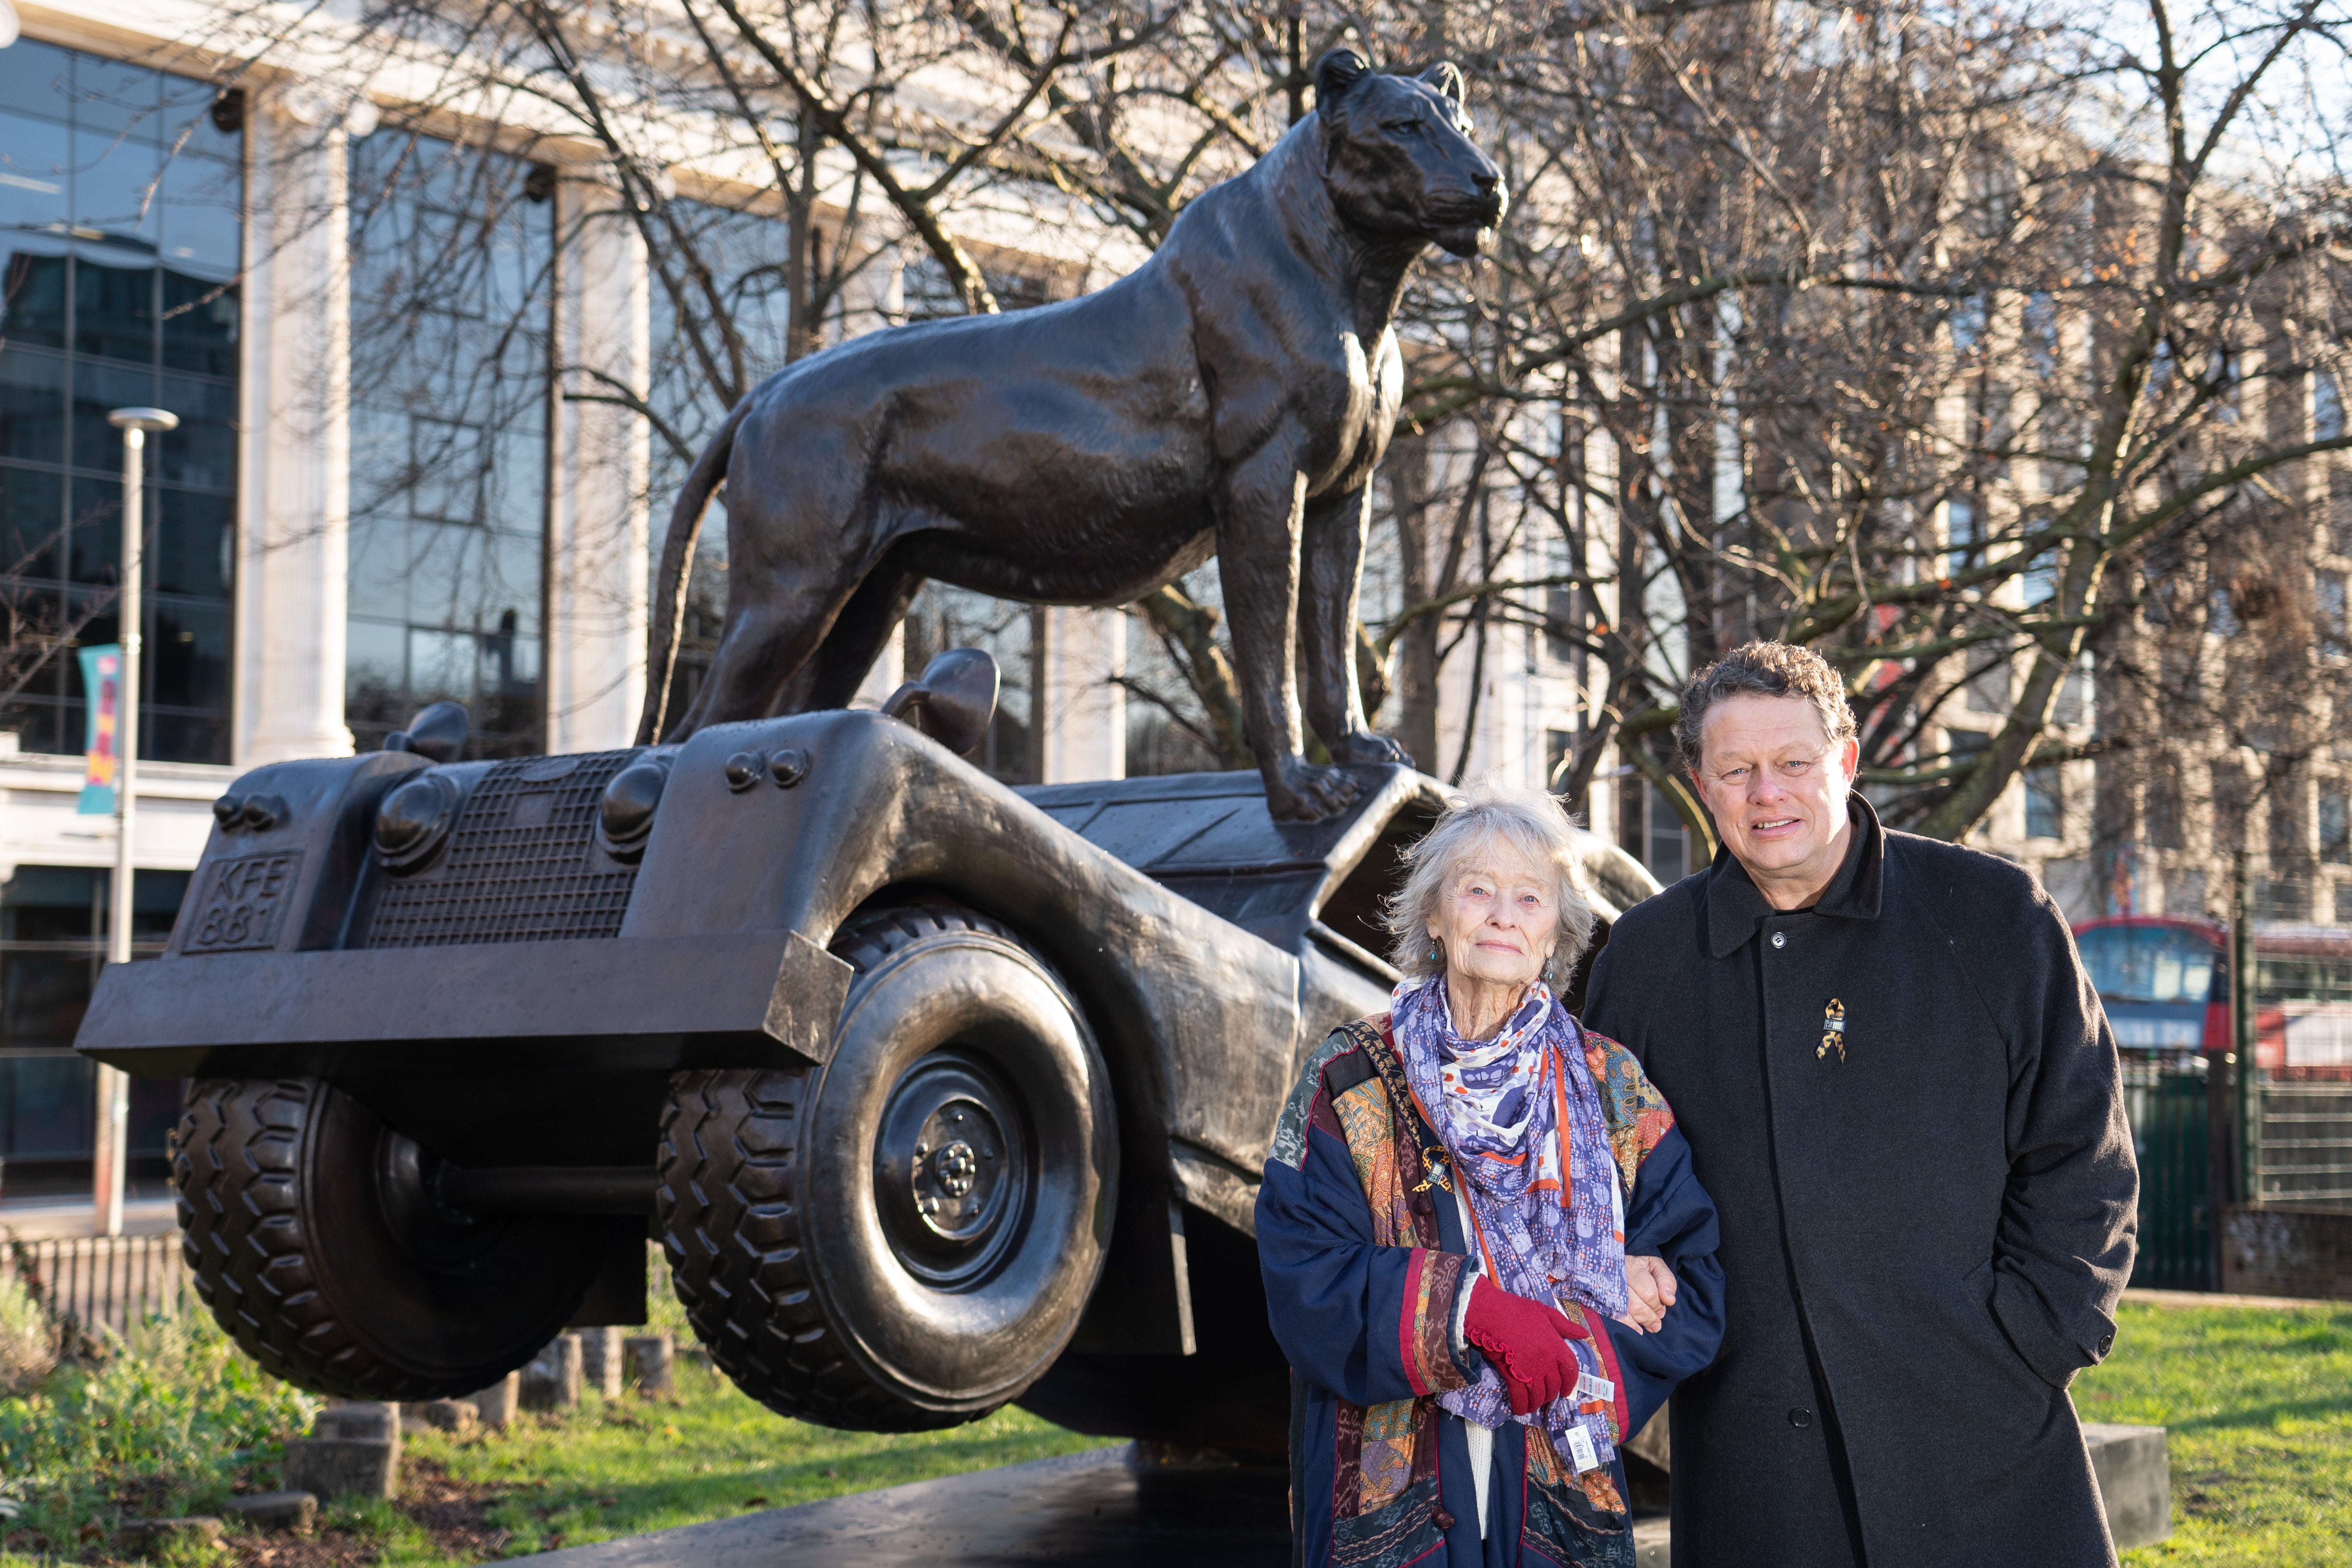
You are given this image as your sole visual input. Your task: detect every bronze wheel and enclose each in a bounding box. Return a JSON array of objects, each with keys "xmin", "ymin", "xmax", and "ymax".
[
  {"xmin": 658, "ymin": 904, "xmax": 1115, "ymax": 1429},
  {"xmin": 174, "ymin": 1077, "xmax": 607, "ymax": 1398}
]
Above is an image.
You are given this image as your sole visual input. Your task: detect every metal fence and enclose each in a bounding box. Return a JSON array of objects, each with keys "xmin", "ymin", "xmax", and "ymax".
[
  {"xmin": 2119, "ymin": 1060, "xmax": 2213, "ymax": 1290},
  {"xmin": 1, "ymin": 1232, "xmax": 189, "ymax": 1337},
  {"xmin": 2257, "ymin": 1079, "xmax": 2352, "ymax": 1207}
]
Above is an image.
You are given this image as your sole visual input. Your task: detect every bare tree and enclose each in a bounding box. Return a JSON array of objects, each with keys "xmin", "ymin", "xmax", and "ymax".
[
  {"xmin": 1333, "ymin": 0, "xmax": 2352, "ymax": 846},
  {"xmin": 171, "ymin": 0, "xmax": 2352, "ymax": 834}
]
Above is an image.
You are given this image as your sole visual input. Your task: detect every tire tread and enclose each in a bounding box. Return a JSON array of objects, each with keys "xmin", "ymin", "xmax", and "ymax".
[
  {"xmin": 655, "ymin": 904, "xmax": 1031, "ymax": 1431},
  {"xmin": 174, "ymin": 1078, "xmax": 418, "ymax": 1398}
]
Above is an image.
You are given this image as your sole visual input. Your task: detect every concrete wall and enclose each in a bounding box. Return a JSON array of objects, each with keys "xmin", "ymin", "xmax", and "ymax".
[{"xmin": 2218, "ymin": 1205, "xmax": 2352, "ymax": 1300}]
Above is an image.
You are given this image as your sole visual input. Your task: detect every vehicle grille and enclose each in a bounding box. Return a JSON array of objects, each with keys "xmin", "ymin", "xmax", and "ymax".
[{"xmin": 367, "ymin": 750, "xmax": 639, "ymax": 947}]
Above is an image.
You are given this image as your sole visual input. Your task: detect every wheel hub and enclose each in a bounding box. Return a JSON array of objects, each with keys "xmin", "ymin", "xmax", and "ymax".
[
  {"xmin": 875, "ymin": 1054, "xmax": 1030, "ymax": 1289},
  {"xmin": 374, "ymin": 1129, "xmax": 514, "ymax": 1273},
  {"xmin": 930, "ymin": 1137, "xmax": 979, "ymax": 1200}
]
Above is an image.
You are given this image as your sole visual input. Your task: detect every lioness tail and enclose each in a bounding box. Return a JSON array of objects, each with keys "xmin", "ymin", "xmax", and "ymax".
[{"xmin": 637, "ymin": 398, "xmax": 751, "ymax": 745}]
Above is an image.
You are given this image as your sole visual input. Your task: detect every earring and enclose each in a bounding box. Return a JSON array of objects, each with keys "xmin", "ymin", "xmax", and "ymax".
[
  {"xmin": 1544, "ymin": 952, "xmax": 1555, "ymax": 982},
  {"xmin": 1428, "ymin": 939, "xmax": 1442, "ymax": 963}
]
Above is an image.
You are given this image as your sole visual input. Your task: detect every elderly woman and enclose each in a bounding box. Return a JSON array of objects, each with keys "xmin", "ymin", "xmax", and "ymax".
[{"xmin": 1258, "ymin": 786, "xmax": 1724, "ymax": 1567}]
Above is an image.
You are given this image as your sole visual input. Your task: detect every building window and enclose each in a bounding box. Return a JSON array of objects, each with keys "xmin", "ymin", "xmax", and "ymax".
[
  {"xmin": 1965, "ymin": 659, "xmax": 2008, "ymax": 714},
  {"xmin": 2209, "ymin": 583, "xmax": 2243, "ymax": 637},
  {"xmin": 2256, "ymin": 874, "xmax": 2311, "ymax": 924},
  {"xmin": 2148, "ymin": 763, "xmax": 2186, "ymax": 851},
  {"xmin": 0, "ymin": 39, "xmax": 240, "ymax": 762},
  {"xmin": 1617, "ymin": 778, "xmax": 1690, "ymax": 886},
  {"xmin": 2318, "ymin": 370, "xmax": 2345, "ymax": 441},
  {"xmin": 1945, "ymin": 496, "xmax": 1981, "ymax": 577},
  {"xmin": 2214, "ymin": 762, "xmax": 2250, "ymax": 852},
  {"xmin": 2320, "ymin": 571, "xmax": 2347, "ymax": 657},
  {"xmin": 2323, "ymin": 788, "xmax": 2350, "ymax": 865},
  {"xmin": 0, "ymin": 866, "xmax": 187, "ymax": 1200},
  {"xmin": 2055, "ymin": 656, "xmax": 2093, "ymax": 726},
  {"xmin": 904, "ymin": 587, "xmax": 1039, "ymax": 784},
  {"xmin": 2336, "ymin": 879, "xmax": 2352, "ymax": 925},
  {"xmin": 1545, "ymin": 581, "xmax": 1578, "ymax": 665},
  {"xmin": 644, "ymin": 200, "xmax": 793, "ymax": 732},
  {"xmin": 1948, "ymin": 295, "xmax": 1988, "ymax": 353},
  {"xmin": 2025, "ymin": 764, "xmax": 2063, "ymax": 840},
  {"xmin": 2021, "ymin": 548, "xmax": 2060, "ymax": 606},
  {"xmin": 2332, "ymin": 468, "xmax": 2352, "ymax": 557},
  {"xmin": 2022, "ymin": 291, "xmax": 2060, "ymax": 379},
  {"xmin": 2164, "ymin": 867, "xmax": 2208, "ymax": 919},
  {"xmin": 346, "ymin": 132, "xmax": 550, "ymax": 757}
]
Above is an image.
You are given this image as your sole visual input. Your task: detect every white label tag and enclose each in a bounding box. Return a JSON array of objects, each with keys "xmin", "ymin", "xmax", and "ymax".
[
  {"xmin": 1578, "ymin": 1373, "xmax": 1616, "ymax": 1403},
  {"xmin": 1565, "ymin": 1423, "xmax": 1600, "ymax": 1472}
]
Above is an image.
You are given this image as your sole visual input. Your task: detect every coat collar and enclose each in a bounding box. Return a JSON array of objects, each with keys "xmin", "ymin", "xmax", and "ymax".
[{"xmin": 1703, "ymin": 791, "xmax": 1886, "ymax": 959}]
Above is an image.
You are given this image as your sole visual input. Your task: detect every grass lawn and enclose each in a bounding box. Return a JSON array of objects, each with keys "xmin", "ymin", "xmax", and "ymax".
[
  {"xmin": 2076, "ymin": 1300, "xmax": 2352, "ymax": 1568},
  {"xmin": 372, "ymin": 1362, "xmax": 1112, "ymax": 1565},
  {"xmin": 0, "ymin": 1283, "xmax": 1110, "ymax": 1568}
]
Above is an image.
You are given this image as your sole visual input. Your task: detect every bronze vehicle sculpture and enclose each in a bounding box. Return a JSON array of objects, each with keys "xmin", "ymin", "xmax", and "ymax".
[
  {"xmin": 70, "ymin": 53, "xmax": 1618, "ymax": 1456},
  {"xmin": 75, "ymin": 666, "xmax": 1654, "ymax": 1454},
  {"xmin": 639, "ymin": 51, "xmax": 1507, "ymax": 824}
]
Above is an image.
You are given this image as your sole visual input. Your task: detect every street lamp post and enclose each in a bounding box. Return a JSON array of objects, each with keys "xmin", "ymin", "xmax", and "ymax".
[{"xmin": 93, "ymin": 406, "xmax": 175, "ymax": 1238}]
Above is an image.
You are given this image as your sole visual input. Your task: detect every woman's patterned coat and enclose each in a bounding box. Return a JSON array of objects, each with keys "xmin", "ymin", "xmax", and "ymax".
[{"xmin": 1259, "ymin": 1013, "xmax": 1725, "ymax": 1567}]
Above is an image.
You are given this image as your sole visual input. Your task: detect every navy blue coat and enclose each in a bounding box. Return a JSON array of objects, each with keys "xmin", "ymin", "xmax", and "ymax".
[{"xmin": 1259, "ymin": 1014, "xmax": 1724, "ymax": 1567}]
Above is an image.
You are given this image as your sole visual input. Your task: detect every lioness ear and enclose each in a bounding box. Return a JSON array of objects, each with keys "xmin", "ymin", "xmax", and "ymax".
[
  {"xmin": 1316, "ymin": 49, "xmax": 1372, "ymax": 116},
  {"xmin": 1420, "ymin": 61, "xmax": 1467, "ymax": 107}
]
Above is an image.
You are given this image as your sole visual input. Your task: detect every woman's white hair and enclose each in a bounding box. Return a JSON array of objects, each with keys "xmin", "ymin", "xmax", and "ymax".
[{"xmin": 1381, "ymin": 783, "xmax": 1598, "ymax": 982}]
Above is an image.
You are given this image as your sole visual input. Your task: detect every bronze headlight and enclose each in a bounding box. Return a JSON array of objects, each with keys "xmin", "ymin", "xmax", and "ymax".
[{"xmin": 374, "ymin": 773, "xmax": 459, "ymax": 873}]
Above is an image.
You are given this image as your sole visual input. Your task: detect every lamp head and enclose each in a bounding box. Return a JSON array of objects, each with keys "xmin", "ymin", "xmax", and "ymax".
[{"xmin": 107, "ymin": 407, "xmax": 179, "ymax": 434}]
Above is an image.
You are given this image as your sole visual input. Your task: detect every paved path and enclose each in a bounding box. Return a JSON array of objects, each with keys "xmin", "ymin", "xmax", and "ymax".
[
  {"xmin": 509, "ymin": 1446, "xmax": 1291, "ymax": 1568},
  {"xmin": 508, "ymin": 1443, "xmax": 1672, "ymax": 1568}
]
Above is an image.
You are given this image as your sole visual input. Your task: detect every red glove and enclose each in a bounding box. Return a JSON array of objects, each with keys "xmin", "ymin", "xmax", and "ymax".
[{"xmin": 1462, "ymin": 1277, "xmax": 1588, "ymax": 1416}]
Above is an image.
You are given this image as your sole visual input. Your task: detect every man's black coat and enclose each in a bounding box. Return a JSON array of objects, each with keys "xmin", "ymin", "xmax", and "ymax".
[{"xmin": 1583, "ymin": 794, "xmax": 2138, "ymax": 1568}]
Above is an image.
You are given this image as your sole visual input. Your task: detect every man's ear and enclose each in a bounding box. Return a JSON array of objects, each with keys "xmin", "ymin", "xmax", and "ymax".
[
  {"xmin": 1316, "ymin": 49, "xmax": 1372, "ymax": 118},
  {"xmin": 1419, "ymin": 61, "xmax": 1467, "ymax": 107}
]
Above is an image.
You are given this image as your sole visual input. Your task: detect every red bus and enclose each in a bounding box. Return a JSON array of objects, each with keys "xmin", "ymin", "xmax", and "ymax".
[{"xmin": 2074, "ymin": 915, "xmax": 2352, "ymax": 1078}]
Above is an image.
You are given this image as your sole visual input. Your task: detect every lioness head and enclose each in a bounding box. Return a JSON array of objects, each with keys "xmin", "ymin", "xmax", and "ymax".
[{"xmin": 1316, "ymin": 50, "xmax": 1506, "ymax": 258}]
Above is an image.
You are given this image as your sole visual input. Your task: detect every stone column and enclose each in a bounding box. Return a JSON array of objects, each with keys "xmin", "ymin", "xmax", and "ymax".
[
  {"xmin": 235, "ymin": 97, "xmax": 356, "ymax": 765},
  {"xmin": 546, "ymin": 170, "xmax": 651, "ymax": 755},
  {"xmin": 1039, "ymin": 606, "xmax": 1126, "ymax": 784}
]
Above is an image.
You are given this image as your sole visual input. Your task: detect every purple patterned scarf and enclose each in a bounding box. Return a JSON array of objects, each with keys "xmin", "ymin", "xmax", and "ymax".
[{"xmin": 1392, "ymin": 974, "xmax": 1627, "ymax": 1468}]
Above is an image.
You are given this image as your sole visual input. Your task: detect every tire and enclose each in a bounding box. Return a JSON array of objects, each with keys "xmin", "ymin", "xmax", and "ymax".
[
  {"xmin": 173, "ymin": 1077, "xmax": 607, "ymax": 1399},
  {"xmin": 658, "ymin": 904, "xmax": 1116, "ymax": 1430}
]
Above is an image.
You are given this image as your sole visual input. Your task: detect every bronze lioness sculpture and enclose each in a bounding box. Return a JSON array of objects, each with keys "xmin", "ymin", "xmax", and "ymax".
[{"xmin": 638, "ymin": 50, "xmax": 1505, "ymax": 821}]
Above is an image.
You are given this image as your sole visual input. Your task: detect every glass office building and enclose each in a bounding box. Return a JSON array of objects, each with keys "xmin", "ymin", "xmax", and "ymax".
[
  {"xmin": 0, "ymin": 39, "xmax": 242, "ymax": 1202},
  {"xmin": 346, "ymin": 132, "xmax": 550, "ymax": 757},
  {"xmin": 0, "ymin": 37, "xmax": 241, "ymax": 763}
]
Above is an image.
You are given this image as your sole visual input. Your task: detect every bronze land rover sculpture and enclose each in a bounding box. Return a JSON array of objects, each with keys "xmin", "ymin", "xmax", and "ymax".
[{"xmin": 75, "ymin": 675, "xmax": 1654, "ymax": 1454}]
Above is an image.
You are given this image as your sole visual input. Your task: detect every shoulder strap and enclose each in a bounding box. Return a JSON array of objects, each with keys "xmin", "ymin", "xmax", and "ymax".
[{"xmin": 1366, "ymin": 1017, "xmax": 1454, "ymax": 1195}]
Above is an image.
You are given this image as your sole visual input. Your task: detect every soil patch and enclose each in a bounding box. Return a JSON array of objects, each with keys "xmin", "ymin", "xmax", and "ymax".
[{"xmin": 10, "ymin": 1455, "xmax": 519, "ymax": 1568}]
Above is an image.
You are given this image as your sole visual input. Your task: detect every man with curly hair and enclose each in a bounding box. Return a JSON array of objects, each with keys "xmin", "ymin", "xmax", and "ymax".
[{"xmin": 1582, "ymin": 639, "xmax": 2138, "ymax": 1567}]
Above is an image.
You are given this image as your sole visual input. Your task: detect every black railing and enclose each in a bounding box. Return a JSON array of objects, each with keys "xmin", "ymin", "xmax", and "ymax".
[{"xmin": 2, "ymin": 1232, "xmax": 188, "ymax": 1337}]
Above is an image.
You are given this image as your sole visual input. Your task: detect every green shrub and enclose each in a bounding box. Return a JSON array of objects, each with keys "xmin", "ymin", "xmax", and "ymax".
[
  {"xmin": 0, "ymin": 1276, "xmax": 55, "ymax": 1397},
  {"xmin": 0, "ymin": 1307, "xmax": 315, "ymax": 1545}
]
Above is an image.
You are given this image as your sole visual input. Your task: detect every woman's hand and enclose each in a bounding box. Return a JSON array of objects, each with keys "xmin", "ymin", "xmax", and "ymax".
[
  {"xmin": 1618, "ymin": 1254, "xmax": 1678, "ymax": 1334},
  {"xmin": 1463, "ymin": 1277, "xmax": 1588, "ymax": 1415}
]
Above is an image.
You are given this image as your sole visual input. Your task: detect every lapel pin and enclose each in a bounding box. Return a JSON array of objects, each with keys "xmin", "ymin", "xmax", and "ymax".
[{"xmin": 1818, "ymin": 999, "xmax": 1846, "ymax": 1062}]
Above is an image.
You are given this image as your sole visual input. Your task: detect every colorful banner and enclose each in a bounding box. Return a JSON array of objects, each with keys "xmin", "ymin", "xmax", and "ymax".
[{"xmin": 77, "ymin": 644, "xmax": 121, "ymax": 816}]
